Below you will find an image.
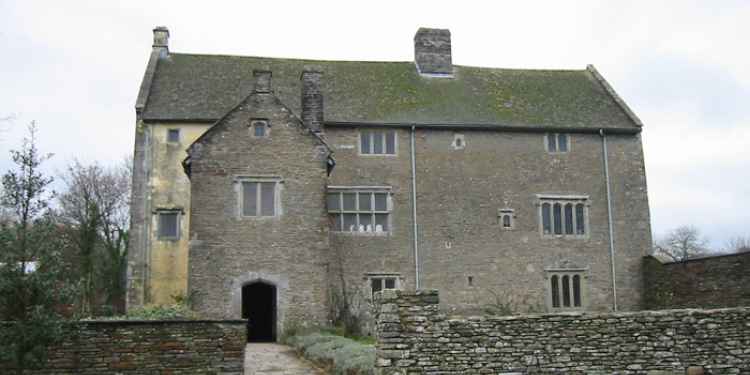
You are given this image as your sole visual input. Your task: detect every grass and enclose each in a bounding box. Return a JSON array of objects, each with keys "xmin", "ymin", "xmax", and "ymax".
[{"xmin": 284, "ymin": 331, "xmax": 375, "ymax": 375}]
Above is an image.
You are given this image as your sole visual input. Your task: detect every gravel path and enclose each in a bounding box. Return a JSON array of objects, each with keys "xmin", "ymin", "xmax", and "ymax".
[{"xmin": 244, "ymin": 343, "xmax": 325, "ymax": 375}]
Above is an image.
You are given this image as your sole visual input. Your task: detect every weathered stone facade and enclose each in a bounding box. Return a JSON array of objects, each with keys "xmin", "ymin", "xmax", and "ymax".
[
  {"xmin": 374, "ymin": 290, "xmax": 750, "ymax": 374},
  {"xmin": 185, "ymin": 74, "xmax": 331, "ymax": 331},
  {"xmin": 644, "ymin": 252, "xmax": 750, "ymax": 309},
  {"xmin": 0, "ymin": 320, "xmax": 245, "ymax": 374},
  {"xmin": 128, "ymin": 26, "xmax": 653, "ymax": 337}
]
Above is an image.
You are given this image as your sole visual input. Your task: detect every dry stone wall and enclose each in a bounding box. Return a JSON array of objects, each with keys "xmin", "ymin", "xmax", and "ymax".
[
  {"xmin": 644, "ymin": 253, "xmax": 750, "ymax": 310},
  {"xmin": 374, "ymin": 290, "xmax": 750, "ymax": 374},
  {"xmin": 0, "ymin": 320, "xmax": 245, "ymax": 374}
]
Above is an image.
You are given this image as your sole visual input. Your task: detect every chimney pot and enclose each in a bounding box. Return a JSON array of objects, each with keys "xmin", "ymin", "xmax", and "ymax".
[
  {"xmin": 153, "ymin": 26, "xmax": 169, "ymax": 50},
  {"xmin": 414, "ymin": 28, "xmax": 452, "ymax": 76},
  {"xmin": 253, "ymin": 70, "xmax": 272, "ymax": 93},
  {"xmin": 301, "ymin": 70, "xmax": 324, "ymax": 133}
]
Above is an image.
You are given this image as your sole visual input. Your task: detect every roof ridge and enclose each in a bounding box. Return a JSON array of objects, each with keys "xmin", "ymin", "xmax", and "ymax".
[
  {"xmin": 169, "ymin": 52, "xmax": 412, "ymax": 65},
  {"xmin": 169, "ymin": 52, "xmax": 588, "ymax": 73}
]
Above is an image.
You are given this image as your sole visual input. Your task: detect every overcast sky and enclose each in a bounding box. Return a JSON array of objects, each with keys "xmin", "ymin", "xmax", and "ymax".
[{"xmin": 1, "ymin": 0, "xmax": 748, "ymax": 249}]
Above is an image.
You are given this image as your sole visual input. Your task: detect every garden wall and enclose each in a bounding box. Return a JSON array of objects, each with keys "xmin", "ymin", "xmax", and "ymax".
[
  {"xmin": 374, "ymin": 290, "xmax": 750, "ymax": 374},
  {"xmin": 1, "ymin": 320, "xmax": 246, "ymax": 374},
  {"xmin": 643, "ymin": 253, "xmax": 750, "ymax": 309}
]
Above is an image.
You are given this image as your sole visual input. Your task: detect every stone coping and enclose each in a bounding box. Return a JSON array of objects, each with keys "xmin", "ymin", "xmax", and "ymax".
[{"xmin": 1, "ymin": 319, "xmax": 246, "ymax": 325}]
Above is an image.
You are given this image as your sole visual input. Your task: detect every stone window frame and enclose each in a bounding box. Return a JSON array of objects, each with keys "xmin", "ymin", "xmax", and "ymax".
[
  {"xmin": 358, "ymin": 129, "xmax": 398, "ymax": 156},
  {"xmin": 498, "ymin": 208, "xmax": 515, "ymax": 230},
  {"xmin": 327, "ymin": 186, "xmax": 392, "ymax": 236},
  {"xmin": 364, "ymin": 273, "xmax": 402, "ymax": 299},
  {"xmin": 234, "ymin": 176, "xmax": 283, "ymax": 219},
  {"xmin": 544, "ymin": 268, "xmax": 588, "ymax": 312},
  {"xmin": 536, "ymin": 194, "xmax": 590, "ymax": 239},
  {"xmin": 154, "ymin": 208, "xmax": 183, "ymax": 241},
  {"xmin": 544, "ymin": 133, "xmax": 570, "ymax": 154},
  {"xmin": 452, "ymin": 133, "xmax": 466, "ymax": 150},
  {"xmin": 167, "ymin": 128, "xmax": 181, "ymax": 143},
  {"xmin": 250, "ymin": 118, "xmax": 270, "ymax": 138}
]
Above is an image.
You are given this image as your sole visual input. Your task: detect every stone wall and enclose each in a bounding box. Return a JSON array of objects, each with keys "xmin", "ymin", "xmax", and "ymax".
[
  {"xmin": 374, "ymin": 290, "xmax": 750, "ymax": 374},
  {"xmin": 0, "ymin": 320, "xmax": 245, "ymax": 374},
  {"xmin": 644, "ymin": 253, "xmax": 750, "ymax": 310}
]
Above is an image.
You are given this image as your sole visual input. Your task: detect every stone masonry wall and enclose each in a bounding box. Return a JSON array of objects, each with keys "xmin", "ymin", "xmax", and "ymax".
[
  {"xmin": 644, "ymin": 253, "xmax": 750, "ymax": 310},
  {"xmin": 375, "ymin": 290, "xmax": 750, "ymax": 374},
  {"xmin": 0, "ymin": 320, "xmax": 245, "ymax": 374}
]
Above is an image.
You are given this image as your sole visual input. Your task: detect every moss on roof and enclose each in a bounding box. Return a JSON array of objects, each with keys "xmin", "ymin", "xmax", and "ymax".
[{"xmin": 141, "ymin": 53, "xmax": 637, "ymax": 129}]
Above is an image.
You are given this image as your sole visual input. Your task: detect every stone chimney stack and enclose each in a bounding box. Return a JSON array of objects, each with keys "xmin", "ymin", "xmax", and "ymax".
[
  {"xmin": 301, "ymin": 70, "xmax": 323, "ymax": 133},
  {"xmin": 152, "ymin": 26, "xmax": 169, "ymax": 57},
  {"xmin": 414, "ymin": 28, "xmax": 452, "ymax": 76},
  {"xmin": 254, "ymin": 70, "xmax": 272, "ymax": 94}
]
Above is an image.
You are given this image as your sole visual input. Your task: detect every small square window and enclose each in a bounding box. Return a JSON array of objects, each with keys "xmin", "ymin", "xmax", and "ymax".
[
  {"xmin": 251, "ymin": 120, "xmax": 269, "ymax": 138},
  {"xmin": 498, "ymin": 208, "xmax": 514, "ymax": 230},
  {"xmin": 157, "ymin": 211, "xmax": 180, "ymax": 240},
  {"xmin": 545, "ymin": 133, "xmax": 570, "ymax": 153},
  {"xmin": 369, "ymin": 275, "xmax": 399, "ymax": 297},
  {"xmin": 360, "ymin": 130, "xmax": 396, "ymax": 155},
  {"xmin": 241, "ymin": 180, "xmax": 279, "ymax": 217},
  {"xmin": 167, "ymin": 129, "xmax": 180, "ymax": 143}
]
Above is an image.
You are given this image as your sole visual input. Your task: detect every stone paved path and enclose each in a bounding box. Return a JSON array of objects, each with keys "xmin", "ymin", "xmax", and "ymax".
[{"xmin": 244, "ymin": 343, "xmax": 325, "ymax": 374}]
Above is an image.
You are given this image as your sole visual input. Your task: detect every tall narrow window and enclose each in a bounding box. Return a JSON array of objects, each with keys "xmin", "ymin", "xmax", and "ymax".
[
  {"xmin": 241, "ymin": 180, "xmax": 279, "ymax": 217},
  {"xmin": 328, "ymin": 189, "xmax": 391, "ymax": 233},
  {"xmin": 547, "ymin": 270, "xmax": 586, "ymax": 311},
  {"xmin": 157, "ymin": 211, "xmax": 180, "ymax": 240},
  {"xmin": 542, "ymin": 203, "xmax": 551, "ymax": 234},
  {"xmin": 575, "ymin": 203, "xmax": 585, "ymax": 235},
  {"xmin": 360, "ymin": 130, "xmax": 397, "ymax": 155},
  {"xmin": 550, "ymin": 275, "xmax": 560, "ymax": 308},
  {"xmin": 564, "ymin": 203, "xmax": 574, "ymax": 235},
  {"xmin": 553, "ymin": 203, "xmax": 562, "ymax": 235},
  {"xmin": 538, "ymin": 196, "xmax": 588, "ymax": 237}
]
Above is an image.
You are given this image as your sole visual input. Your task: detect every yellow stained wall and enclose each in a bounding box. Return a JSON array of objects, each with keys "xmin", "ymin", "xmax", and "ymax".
[{"xmin": 148, "ymin": 123, "xmax": 210, "ymax": 305}]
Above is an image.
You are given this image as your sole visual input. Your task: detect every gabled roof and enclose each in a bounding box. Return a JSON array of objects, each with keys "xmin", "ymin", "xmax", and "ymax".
[{"xmin": 141, "ymin": 53, "xmax": 641, "ymax": 131}]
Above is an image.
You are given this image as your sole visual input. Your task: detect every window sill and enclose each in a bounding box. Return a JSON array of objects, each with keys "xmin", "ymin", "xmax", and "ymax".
[
  {"xmin": 541, "ymin": 234, "xmax": 588, "ymax": 239},
  {"xmin": 331, "ymin": 231, "xmax": 391, "ymax": 237}
]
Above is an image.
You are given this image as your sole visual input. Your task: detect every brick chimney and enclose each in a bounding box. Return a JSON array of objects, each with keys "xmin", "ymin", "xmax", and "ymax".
[
  {"xmin": 414, "ymin": 28, "xmax": 452, "ymax": 76},
  {"xmin": 301, "ymin": 70, "xmax": 323, "ymax": 133},
  {"xmin": 152, "ymin": 26, "xmax": 169, "ymax": 57},
  {"xmin": 254, "ymin": 70, "xmax": 272, "ymax": 93}
]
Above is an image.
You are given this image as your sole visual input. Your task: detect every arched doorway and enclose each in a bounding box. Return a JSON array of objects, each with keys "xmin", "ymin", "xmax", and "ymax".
[{"xmin": 242, "ymin": 281, "xmax": 277, "ymax": 342}]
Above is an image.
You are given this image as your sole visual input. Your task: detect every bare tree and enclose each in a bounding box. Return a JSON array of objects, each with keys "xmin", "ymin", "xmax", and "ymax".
[
  {"xmin": 724, "ymin": 236, "xmax": 750, "ymax": 254},
  {"xmin": 57, "ymin": 158, "xmax": 131, "ymax": 315},
  {"xmin": 653, "ymin": 225, "xmax": 710, "ymax": 262}
]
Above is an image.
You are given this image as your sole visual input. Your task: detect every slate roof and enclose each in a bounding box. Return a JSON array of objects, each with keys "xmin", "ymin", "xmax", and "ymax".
[{"xmin": 141, "ymin": 53, "xmax": 641, "ymax": 130}]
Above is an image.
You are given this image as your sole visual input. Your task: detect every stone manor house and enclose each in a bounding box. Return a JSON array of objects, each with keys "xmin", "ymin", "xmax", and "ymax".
[{"xmin": 127, "ymin": 26, "xmax": 652, "ymax": 340}]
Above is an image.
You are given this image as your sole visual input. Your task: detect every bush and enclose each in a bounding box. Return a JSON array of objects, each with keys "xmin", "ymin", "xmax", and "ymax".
[
  {"xmin": 285, "ymin": 332, "xmax": 375, "ymax": 375},
  {"xmin": 83, "ymin": 303, "xmax": 196, "ymax": 321}
]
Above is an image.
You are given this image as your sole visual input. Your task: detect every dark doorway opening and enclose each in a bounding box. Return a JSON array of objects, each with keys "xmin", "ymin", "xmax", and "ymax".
[{"xmin": 242, "ymin": 282, "xmax": 277, "ymax": 342}]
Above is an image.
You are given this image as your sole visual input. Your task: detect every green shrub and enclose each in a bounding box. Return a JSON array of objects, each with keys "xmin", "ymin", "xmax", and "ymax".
[
  {"xmin": 83, "ymin": 303, "xmax": 197, "ymax": 321},
  {"xmin": 286, "ymin": 331, "xmax": 375, "ymax": 375}
]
